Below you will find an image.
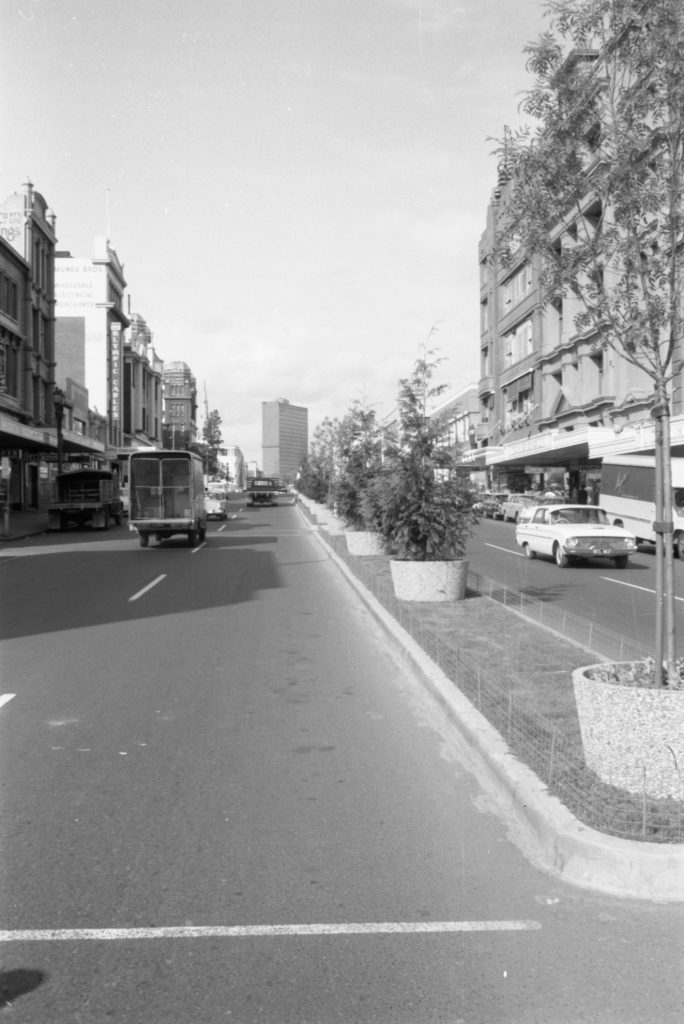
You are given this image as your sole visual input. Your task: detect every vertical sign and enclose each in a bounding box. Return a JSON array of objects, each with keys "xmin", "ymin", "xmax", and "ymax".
[{"xmin": 110, "ymin": 322, "xmax": 122, "ymax": 446}]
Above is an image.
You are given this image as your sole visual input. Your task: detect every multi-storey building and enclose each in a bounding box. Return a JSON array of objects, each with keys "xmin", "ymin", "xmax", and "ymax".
[
  {"xmin": 262, "ymin": 398, "xmax": 308, "ymax": 483},
  {"xmin": 0, "ymin": 181, "xmax": 102, "ymax": 510},
  {"xmin": 162, "ymin": 361, "xmax": 198, "ymax": 449},
  {"xmin": 222, "ymin": 445, "xmax": 246, "ymax": 490},
  {"xmin": 123, "ymin": 313, "xmax": 163, "ymax": 449},
  {"xmin": 473, "ymin": 31, "xmax": 684, "ymax": 495},
  {"xmin": 55, "ymin": 236, "xmax": 130, "ymax": 452}
]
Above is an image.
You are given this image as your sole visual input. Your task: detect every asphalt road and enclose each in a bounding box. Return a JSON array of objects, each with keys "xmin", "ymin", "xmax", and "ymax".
[
  {"xmin": 0, "ymin": 502, "xmax": 683, "ymax": 1022},
  {"xmin": 468, "ymin": 516, "xmax": 684, "ymax": 648}
]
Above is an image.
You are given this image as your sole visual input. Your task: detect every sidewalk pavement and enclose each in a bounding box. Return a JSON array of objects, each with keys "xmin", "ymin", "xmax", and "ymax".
[
  {"xmin": 302, "ymin": 508, "xmax": 684, "ymax": 904},
  {"xmin": 0, "ymin": 509, "xmax": 50, "ymax": 543}
]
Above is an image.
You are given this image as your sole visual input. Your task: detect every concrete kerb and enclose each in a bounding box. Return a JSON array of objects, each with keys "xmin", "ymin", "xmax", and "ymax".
[{"xmin": 301, "ymin": 508, "xmax": 684, "ymax": 902}]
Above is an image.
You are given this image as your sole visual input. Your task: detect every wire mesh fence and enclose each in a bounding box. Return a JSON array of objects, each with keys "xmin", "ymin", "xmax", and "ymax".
[{"xmin": 318, "ymin": 523, "xmax": 684, "ymax": 844}]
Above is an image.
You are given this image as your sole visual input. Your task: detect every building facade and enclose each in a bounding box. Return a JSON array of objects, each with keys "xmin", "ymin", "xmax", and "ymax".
[
  {"xmin": 262, "ymin": 398, "xmax": 308, "ymax": 483},
  {"xmin": 55, "ymin": 236, "xmax": 130, "ymax": 452},
  {"xmin": 162, "ymin": 361, "xmax": 198, "ymax": 449},
  {"xmin": 473, "ymin": 26, "xmax": 684, "ymax": 496},
  {"xmin": 0, "ymin": 181, "xmax": 102, "ymax": 510},
  {"xmin": 122, "ymin": 312, "xmax": 163, "ymax": 449}
]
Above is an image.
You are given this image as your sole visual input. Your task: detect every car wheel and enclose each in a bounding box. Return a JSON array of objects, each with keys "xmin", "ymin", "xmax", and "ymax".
[
  {"xmin": 515, "ymin": 512, "xmax": 521, "ymax": 524},
  {"xmin": 554, "ymin": 543, "xmax": 569, "ymax": 568},
  {"xmin": 676, "ymin": 533, "xmax": 684, "ymax": 560},
  {"xmin": 523, "ymin": 543, "xmax": 536, "ymax": 559},
  {"xmin": 614, "ymin": 555, "xmax": 629, "ymax": 569},
  {"xmin": 139, "ymin": 532, "xmax": 149, "ymax": 548}
]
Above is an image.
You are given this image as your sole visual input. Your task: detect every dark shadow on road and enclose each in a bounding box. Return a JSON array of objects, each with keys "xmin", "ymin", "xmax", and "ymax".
[{"xmin": 0, "ymin": 968, "xmax": 46, "ymax": 1008}]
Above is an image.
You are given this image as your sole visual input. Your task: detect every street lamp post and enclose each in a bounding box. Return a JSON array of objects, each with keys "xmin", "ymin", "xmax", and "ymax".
[{"xmin": 53, "ymin": 387, "xmax": 66, "ymax": 475}]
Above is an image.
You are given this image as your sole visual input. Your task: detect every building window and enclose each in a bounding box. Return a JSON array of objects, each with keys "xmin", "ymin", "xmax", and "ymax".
[
  {"xmin": 481, "ymin": 300, "xmax": 489, "ymax": 332},
  {"xmin": 503, "ymin": 317, "xmax": 533, "ymax": 368},
  {"xmin": 482, "ymin": 346, "xmax": 490, "ymax": 376},
  {"xmin": 502, "ymin": 262, "xmax": 532, "ymax": 309},
  {"xmin": 590, "ymin": 352, "xmax": 604, "ymax": 392}
]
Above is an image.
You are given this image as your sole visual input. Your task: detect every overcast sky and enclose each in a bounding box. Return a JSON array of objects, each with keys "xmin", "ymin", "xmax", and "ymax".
[{"xmin": 2, "ymin": 0, "xmax": 548, "ymax": 464}]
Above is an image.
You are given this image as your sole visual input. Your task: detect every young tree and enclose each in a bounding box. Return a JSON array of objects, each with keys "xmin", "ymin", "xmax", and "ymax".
[
  {"xmin": 202, "ymin": 409, "xmax": 224, "ymax": 477},
  {"xmin": 495, "ymin": 0, "xmax": 683, "ymax": 684},
  {"xmin": 300, "ymin": 417, "xmax": 340, "ymax": 502},
  {"xmin": 331, "ymin": 400, "xmax": 384, "ymax": 529}
]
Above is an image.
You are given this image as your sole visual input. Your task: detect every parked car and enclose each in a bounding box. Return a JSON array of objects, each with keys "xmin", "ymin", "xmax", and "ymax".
[
  {"xmin": 481, "ymin": 492, "xmax": 510, "ymax": 519},
  {"xmin": 515, "ymin": 504, "xmax": 637, "ymax": 568},
  {"xmin": 501, "ymin": 494, "xmax": 538, "ymax": 522}
]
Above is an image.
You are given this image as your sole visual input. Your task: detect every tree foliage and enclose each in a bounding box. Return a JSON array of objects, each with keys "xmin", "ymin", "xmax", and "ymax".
[
  {"xmin": 370, "ymin": 353, "xmax": 478, "ymax": 561},
  {"xmin": 331, "ymin": 401, "xmax": 384, "ymax": 529},
  {"xmin": 298, "ymin": 417, "xmax": 339, "ymax": 502},
  {"xmin": 202, "ymin": 409, "xmax": 224, "ymax": 476}
]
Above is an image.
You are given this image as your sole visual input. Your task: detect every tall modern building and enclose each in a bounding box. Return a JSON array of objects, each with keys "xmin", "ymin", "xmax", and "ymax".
[{"xmin": 262, "ymin": 398, "xmax": 308, "ymax": 483}]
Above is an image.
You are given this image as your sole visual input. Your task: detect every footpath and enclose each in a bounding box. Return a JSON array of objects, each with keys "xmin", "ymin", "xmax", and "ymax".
[{"xmin": 3, "ymin": 504, "xmax": 684, "ymax": 901}]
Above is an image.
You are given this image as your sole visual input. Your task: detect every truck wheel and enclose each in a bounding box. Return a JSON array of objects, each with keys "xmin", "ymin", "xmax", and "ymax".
[
  {"xmin": 139, "ymin": 532, "xmax": 149, "ymax": 548},
  {"xmin": 103, "ymin": 509, "xmax": 111, "ymax": 530}
]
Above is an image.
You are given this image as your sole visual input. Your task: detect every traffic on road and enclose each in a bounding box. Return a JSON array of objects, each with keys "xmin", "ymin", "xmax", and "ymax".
[{"xmin": 1, "ymin": 499, "xmax": 683, "ymax": 1022}]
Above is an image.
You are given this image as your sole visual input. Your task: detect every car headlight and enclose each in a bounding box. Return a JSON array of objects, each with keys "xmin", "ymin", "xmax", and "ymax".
[{"xmin": 565, "ymin": 537, "xmax": 579, "ymax": 549}]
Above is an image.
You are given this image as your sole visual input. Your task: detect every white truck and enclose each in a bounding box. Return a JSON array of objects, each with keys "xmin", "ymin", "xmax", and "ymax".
[{"xmin": 599, "ymin": 454, "xmax": 684, "ymax": 557}]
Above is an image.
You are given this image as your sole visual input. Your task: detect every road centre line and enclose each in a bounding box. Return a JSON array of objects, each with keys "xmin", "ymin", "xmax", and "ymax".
[
  {"xmin": 128, "ymin": 574, "xmax": 167, "ymax": 602},
  {"xmin": 601, "ymin": 576, "xmax": 684, "ymax": 602},
  {"xmin": 0, "ymin": 920, "xmax": 541, "ymax": 942},
  {"xmin": 0, "ymin": 694, "xmax": 16, "ymax": 709}
]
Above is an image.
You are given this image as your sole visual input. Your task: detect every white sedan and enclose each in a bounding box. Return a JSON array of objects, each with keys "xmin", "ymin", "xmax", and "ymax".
[{"xmin": 515, "ymin": 504, "xmax": 637, "ymax": 568}]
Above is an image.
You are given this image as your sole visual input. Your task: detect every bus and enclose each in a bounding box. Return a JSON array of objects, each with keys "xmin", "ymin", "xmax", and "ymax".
[
  {"xmin": 599, "ymin": 454, "xmax": 684, "ymax": 557},
  {"xmin": 129, "ymin": 450, "xmax": 207, "ymax": 548}
]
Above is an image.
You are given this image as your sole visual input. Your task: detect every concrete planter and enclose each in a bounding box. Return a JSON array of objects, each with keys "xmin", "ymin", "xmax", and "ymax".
[
  {"xmin": 390, "ymin": 558, "xmax": 468, "ymax": 602},
  {"xmin": 324, "ymin": 514, "xmax": 346, "ymax": 536},
  {"xmin": 345, "ymin": 530, "xmax": 385, "ymax": 556},
  {"xmin": 572, "ymin": 663, "xmax": 684, "ymax": 799}
]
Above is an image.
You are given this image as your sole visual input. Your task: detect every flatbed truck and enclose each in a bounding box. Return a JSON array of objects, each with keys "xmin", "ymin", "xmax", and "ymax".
[{"xmin": 48, "ymin": 469, "xmax": 124, "ymax": 531}]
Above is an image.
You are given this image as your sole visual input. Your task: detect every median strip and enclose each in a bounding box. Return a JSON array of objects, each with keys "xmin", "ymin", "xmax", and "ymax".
[{"xmin": 0, "ymin": 920, "xmax": 541, "ymax": 942}]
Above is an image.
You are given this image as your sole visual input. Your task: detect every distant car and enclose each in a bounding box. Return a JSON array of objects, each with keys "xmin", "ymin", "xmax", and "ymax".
[
  {"xmin": 501, "ymin": 494, "xmax": 538, "ymax": 523},
  {"xmin": 481, "ymin": 492, "xmax": 510, "ymax": 519},
  {"xmin": 205, "ymin": 489, "xmax": 228, "ymax": 520},
  {"xmin": 515, "ymin": 504, "xmax": 637, "ymax": 568},
  {"xmin": 515, "ymin": 495, "xmax": 566, "ymax": 525}
]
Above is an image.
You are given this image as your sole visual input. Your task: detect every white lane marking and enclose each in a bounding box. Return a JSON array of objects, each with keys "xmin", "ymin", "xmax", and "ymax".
[
  {"xmin": 485, "ymin": 543, "xmax": 523, "ymax": 557},
  {"xmin": 600, "ymin": 576, "xmax": 684, "ymax": 602},
  {"xmin": 128, "ymin": 574, "xmax": 167, "ymax": 602},
  {"xmin": 0, "ymin": 694, "xmax": 16, "ymax": 709},
  {"xmin": 217, "ymin": 524, "xmax": 227, "ymax": 532},
  {"xmin": 191, "ymin": 541, "xmax": 206, "ymax": 554},
  {"xmin": 0, "ymin": 920, "xmax": 541, "ymax": 942}
]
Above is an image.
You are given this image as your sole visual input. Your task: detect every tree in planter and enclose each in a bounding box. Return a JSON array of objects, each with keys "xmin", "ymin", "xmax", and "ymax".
[
  {"xmin": 331, "ymin": 400, "xmax": 384, "ymax": 530},
  {"xmin": 494, "ymin": 0, "xmax": 683, "ymax": 684},
  {"xmin": 373, "ymin": 352, "xmax": 478, "ymax": 561},
  {"xmin": 299, "ymin": 417, "xmax": 340, "ymax": 502}
]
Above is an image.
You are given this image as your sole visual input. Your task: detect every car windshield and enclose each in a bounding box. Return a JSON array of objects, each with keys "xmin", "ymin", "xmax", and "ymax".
[{"xmin": 549, "ymin": 507, "xmax": 609, "ymax": 525}]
